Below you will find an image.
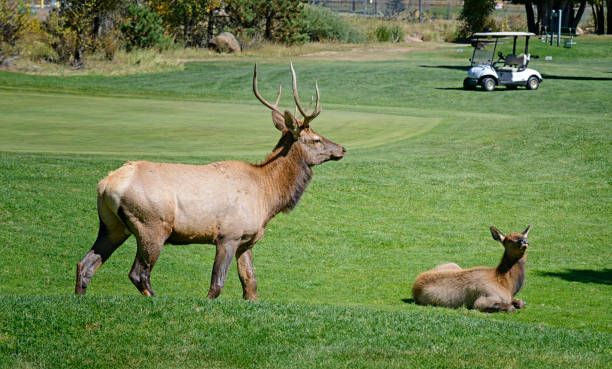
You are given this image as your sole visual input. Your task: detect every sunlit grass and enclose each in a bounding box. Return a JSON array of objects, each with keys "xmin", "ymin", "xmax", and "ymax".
[{"xmin": 0, "ymin": 36, "xmax": 610, "ymax": 368}]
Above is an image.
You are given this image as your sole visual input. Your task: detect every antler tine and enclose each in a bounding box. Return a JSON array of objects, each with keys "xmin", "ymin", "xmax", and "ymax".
[
  {"xmin": 253, "ymin": 64, "xmax": 282, "ymax": 113},
  {"xmin": 290, "ymin": 62, "xmax": 321, "ymax": 125}
]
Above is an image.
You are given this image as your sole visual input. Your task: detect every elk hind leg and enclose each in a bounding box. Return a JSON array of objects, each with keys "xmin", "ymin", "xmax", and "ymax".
[
  {"xmin": 75, "ymin": 216, "xmax": 129, "ymax": 295},
  {"xmin": 236, "ymin": 247, "xmax": 258, "ymax": 301}
]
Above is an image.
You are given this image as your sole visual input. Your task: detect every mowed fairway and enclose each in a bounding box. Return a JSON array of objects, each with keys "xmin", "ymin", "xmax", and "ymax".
[{"xmin": 0, "ymin": 38, "xmax": 610, "ymax": 368}]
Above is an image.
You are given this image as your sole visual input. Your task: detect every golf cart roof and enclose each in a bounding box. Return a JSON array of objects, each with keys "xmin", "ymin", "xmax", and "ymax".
[{"xmin": 472, "ymin": 32, "xmax": 536, "ymax": 38}]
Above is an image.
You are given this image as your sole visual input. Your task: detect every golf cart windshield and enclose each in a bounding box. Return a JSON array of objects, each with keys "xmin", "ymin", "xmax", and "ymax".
[
  {"xmin": 471, "ymin": 45, "xmax": 495, "ymax": 66},
  {"xmin": 470, "ymin": 32, "xmax": 536, "ymax": 67}
]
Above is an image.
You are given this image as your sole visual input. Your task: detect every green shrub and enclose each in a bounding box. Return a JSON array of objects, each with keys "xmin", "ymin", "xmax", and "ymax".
[
  {"xmin": 300, "ymin": 5, "xmax": 364, "ymax": 43},
  {"xmin": 375, "ymin": 25, "xmax": 391, "ymax": 41},
  {"xmin": 389, "ymin": 24, "xmax": 405, "ymax": 42},
  {"xmin": 121, "ymin": 4, "xmax": 166, "ymax": 51}
]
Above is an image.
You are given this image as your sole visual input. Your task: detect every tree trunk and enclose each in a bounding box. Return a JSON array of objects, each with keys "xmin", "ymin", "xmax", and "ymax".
[
  {"xmin": 608, "ymin": 0, "xmax": 612, "ymax": 34},
  {"xmin": 264, "ymin": 11, "xmax": 273, "ymax": 40},
  {"xmin": 206, "ymin": 9, "xmax": 216, "ymax": 46},
  {"xmin": 594, "ymin": 4, "xmax": 604, "ymax": 34},
  {"xmin": 572, "ymin": 0, "xmax": 586, "ymax": 28},
  {"xmin": 525, "ymin": 0, "xmax": 537, "ymax": 33}
]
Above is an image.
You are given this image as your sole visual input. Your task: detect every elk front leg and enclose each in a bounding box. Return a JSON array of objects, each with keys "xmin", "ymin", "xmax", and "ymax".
[
  {"xmin": 473, "ymin": 296, "xmax": 516, "ymax": 313},
  {"xmin": 207, "ymin": 239, "xmax": 240, "ymax": 299},
  {"xmin": 236, "ymin": 247, "xmax": 258, "ymax": 301},
  {"xmin": 129, "ymin": 239, "xmax": 163, "ymax": 297},
  {"xmin": 512, "ymin": 298, "xmax": 526, "ymax": 309}
]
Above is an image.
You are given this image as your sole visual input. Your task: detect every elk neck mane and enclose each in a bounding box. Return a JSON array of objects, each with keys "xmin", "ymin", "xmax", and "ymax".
[{"xmin": 255, "ymin": 131, "xmax": 313, "ymax": 215}]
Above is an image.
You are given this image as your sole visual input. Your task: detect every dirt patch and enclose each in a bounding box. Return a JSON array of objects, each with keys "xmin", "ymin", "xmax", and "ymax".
[{"xmin": 300, "ymin": 43, "xmax": 435, "ymax": 61}]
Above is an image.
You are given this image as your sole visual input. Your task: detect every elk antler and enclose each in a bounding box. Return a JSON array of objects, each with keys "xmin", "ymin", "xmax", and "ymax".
[
  {"xmin": 290, "ymin": 62, "xmax": 320, "ymax": 127},
  {"xmin": 253, "ymin": 64, "xmax": 282, "ymax": 115}
]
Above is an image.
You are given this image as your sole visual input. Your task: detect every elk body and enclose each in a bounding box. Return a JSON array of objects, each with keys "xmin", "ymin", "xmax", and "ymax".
[
  {"xmin": 412, "ymin": 225, "xmax": 531, "ymax": 312},
  {"xmin": 75, "ymin": 64, "xmax": 345, "ymax": 300}
]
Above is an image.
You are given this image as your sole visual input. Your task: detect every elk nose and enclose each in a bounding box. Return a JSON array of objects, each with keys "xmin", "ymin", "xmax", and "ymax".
[{"xmin": 342, "ymin": 146, "xmax": 346, "ymax": 153}]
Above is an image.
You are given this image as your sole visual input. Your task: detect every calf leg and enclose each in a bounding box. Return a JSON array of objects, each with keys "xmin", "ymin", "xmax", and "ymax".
[
  {"xmin": 207, "ymin": 239, "xmax": 240, "ymax": 299},
  {"xmin": 512, "ymin": 298, "xmax": 526, "ymax": 309},
  {"xmin": 236, "ymin": 247, "xmax": 258, "ymax": 301},
  {"xmin": 473, "ymin": 296, "xmax": 516, "ymax": 313},
  {"xmin": 75, "ymin": 217, "xmax": 129, "ymax": 295}
]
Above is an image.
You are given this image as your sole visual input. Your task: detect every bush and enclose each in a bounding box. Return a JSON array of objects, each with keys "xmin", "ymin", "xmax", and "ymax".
[
  {"xmin": 299, "ymin": 5, "xmax": 364, "ymax": 43},
  {"xmin": 44, "ymin": 9, "xmax": 81, "ymax": 64},
  {"xmin": 0, "ymin": 0, "xmax": 37, "ymax": 48},
  {"xmin": 374, "ymin": 24, "xmax": 404, "ymax": 42},
  {"xmin": 389, "ymin": 24, "xmax": 405, "ymax": 42},
  {"xmin": 121, "ymin": 4, "xmax": 166, "ymax": 51},
  {"xmin": 375, "ymin": 25, "xmax": 391, "ymax": 41}
]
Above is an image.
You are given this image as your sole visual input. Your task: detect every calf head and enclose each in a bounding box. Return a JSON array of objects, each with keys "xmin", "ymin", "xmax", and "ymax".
[{"xmin": 490, "ymin": 225, "xmax": 531, "ymax": 260}]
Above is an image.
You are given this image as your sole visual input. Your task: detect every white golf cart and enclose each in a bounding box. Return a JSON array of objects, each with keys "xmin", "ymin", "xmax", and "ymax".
[{"xmin": 463, "ymin": 32, "xmax": 542, "ymax": 91}]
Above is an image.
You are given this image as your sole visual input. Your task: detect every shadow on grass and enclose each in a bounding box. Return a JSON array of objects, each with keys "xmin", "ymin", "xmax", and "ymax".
[
  {"xmin": 401, "ymin": 298, "xmax": 415, "ymax": 304},
  {"xmin": 419, "ymin": 65, "xmax": 468, "ymax": 71},
  {"xmin": 537, "ymin": 268, "xmax": 612, "ymax": 285},
  {"xmin": 541, "ymin": 74, "xmax": 612, "ymax": 81}
]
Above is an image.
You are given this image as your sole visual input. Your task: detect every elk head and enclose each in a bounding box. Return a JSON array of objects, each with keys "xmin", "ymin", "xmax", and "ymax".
[
  {"xmin": 253, "ymin": 63, "xmax": 345, "ymax": 165},
  {"xmin": 490, "ymin": 225, "xmax": 531, "ymax": 260}
]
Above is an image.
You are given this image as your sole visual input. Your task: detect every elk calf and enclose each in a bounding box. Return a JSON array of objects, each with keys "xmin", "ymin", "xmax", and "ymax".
[
  {"xmin": 412, "ymin": 225, "xmax": 531, "ymax": 312},
  {"xmin": 75, "ymin": 63, "xmax": 345, "ymax": 300}
]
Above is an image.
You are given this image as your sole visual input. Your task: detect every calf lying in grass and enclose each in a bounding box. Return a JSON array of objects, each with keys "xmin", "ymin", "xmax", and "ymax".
[{"xmin": 412, "ymin": 225, "xmax": 531, "ymax": 312}]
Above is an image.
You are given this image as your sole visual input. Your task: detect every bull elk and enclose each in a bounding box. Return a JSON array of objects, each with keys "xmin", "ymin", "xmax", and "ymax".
[
  {"xmin": 75, "ymin": 63, "xmax": 345, "ymax": 300},
  {"xmin": 412, "ymin": 225, "xmax": 531, "ymax": 312}
]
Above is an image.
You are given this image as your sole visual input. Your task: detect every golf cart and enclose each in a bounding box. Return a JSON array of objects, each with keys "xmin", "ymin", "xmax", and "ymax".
[{"xmin": 463, "ymin": 32, "xmax": 542, "ymax": 91}]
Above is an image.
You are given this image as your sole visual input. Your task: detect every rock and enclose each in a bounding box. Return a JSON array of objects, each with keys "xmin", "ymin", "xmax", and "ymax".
[
  {"xmin": 209, "ymin": 32, "xmax": 241, "ymax": 53},
  {"xmin": 1, "ymin": 55, "xmax": 20, "ymax": 67},
  {"xmin": 405, "ymin": 35, "xmax": 423, "ymax": 43}
]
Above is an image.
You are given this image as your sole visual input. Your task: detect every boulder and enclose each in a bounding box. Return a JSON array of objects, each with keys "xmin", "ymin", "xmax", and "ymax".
[{"xmin": 209, "ymin": 32, "xmax": 241, "ymax": 53}]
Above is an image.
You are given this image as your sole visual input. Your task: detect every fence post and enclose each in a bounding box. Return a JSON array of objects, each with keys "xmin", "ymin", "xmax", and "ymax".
[
  {"xmin": 557, "ymin": 9, "xmax": 562, "ymax": 47},
  {"xmin": 419, "ymin": 0, "xmax": 423, "ymax": 22}
]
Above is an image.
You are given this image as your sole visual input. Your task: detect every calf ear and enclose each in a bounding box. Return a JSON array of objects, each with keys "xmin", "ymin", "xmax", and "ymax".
[
  {"xmin": 272, "ymin": 111, "xmax": 286, "ymax": 132},
  {"xmin": 490, "ymin": 226, "xmax": 505, "ymax": 242},
  {"xmin": 522, "ymin": 225, "xmax": 532, "ymax": 236}
]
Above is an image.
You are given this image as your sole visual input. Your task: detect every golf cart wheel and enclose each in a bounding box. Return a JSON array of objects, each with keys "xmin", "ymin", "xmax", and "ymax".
[
  {"xmin": 481, "ymin": 77, "xmax": 496, "ymax": 92},
  {"xmin": 463, "ymin": 78, "xmax": 476, "ymax": 90},
  {"xmin": 526, "ymin": 76, "xmax": 540, "ymax": 90}
]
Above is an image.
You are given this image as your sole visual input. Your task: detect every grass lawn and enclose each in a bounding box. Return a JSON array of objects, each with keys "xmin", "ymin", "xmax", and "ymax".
[{"xmin": 0, "ymin": 37, "xmax": 611, "ymax": 368}]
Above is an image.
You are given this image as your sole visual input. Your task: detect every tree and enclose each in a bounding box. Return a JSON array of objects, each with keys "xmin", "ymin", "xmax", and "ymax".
[
  {"xmin": 512, "ymin": 0, "xmax": 588, "ymax": 34},
  {"xmin": 589, "ymin": 0, "xmax": 605, "ymax": 34},
  {"xmin": 459, "ymin": 0, "xmax": 496, "ymax": 36},
  {"xmin": 250, "ymin": 0, "xmax": 305, "ymax": 42}
]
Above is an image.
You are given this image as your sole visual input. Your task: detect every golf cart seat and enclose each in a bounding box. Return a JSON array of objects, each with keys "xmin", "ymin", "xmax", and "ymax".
[{"xmin": 504, "ymin": 53, "xmax": 528, "ymax": 67}]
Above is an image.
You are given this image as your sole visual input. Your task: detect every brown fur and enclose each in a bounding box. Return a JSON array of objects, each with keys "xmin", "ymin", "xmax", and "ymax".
[
  {"xmin": 75, "ymin": 64, "xmax": 345, "ymax": 300},
  {"xmin": 412, "ymin": 225, "xmax": 531, "ymax": 312}
]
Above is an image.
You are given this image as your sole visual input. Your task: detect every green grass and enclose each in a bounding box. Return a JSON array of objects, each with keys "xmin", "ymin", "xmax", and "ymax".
[{"xmin": 1, "ymin": 37, "xmax": 611, "ymax": 368}]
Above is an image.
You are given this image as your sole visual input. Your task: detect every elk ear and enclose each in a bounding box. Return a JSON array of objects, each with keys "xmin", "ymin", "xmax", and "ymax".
[
  {"xmin": 272, "ymin": 111, "xmax": 286, "ymax": 132},
  {"xmin": 522, "ymin": 225, "xmax": 532, "ymax": 236},
  {"xmin": 283, "ymin": 110, "xmax": 300, "ymax": 138},
  {"xmin": 490, "ymin": 226, "xmax": 505, "ymax": 242}
]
